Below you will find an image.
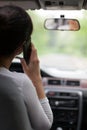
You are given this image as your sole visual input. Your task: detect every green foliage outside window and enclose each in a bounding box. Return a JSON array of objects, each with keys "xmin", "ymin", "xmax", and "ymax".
[{"xmin": 27, "ymin": 10, "xmax": 87, "ymax": 58}]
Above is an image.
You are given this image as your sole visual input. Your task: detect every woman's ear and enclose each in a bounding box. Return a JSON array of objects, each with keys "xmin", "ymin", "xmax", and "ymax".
[{"xmin": 14, "ymin": 43, "xmax": 23, "ymax": 55}]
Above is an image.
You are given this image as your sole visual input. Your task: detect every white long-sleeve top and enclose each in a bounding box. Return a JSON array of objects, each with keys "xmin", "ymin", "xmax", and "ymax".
[{"xmin": 0, "ymin": 67, "xmax": 53, "ymax": 130}]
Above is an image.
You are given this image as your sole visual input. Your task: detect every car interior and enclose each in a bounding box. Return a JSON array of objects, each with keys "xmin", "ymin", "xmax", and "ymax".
[{"xmin": 0, "ymin": 0, "xmax": 87, "ymax": 130}]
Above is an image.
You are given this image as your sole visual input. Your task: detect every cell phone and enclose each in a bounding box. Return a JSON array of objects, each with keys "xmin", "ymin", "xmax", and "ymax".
[{"xmin": 23, "ymin": 37, "xmax": 32, "ymax": 65}]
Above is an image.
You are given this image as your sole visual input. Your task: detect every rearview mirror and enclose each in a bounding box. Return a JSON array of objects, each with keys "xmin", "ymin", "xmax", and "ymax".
[{"xmin": 44, "ymin": 18, "xmax": 80, "ymax": 31}]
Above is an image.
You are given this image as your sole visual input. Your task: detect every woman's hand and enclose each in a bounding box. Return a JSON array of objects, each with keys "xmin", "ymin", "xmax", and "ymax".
[{"xmin": 20, "ymin": 43, "xmax": 46, "ymax": 99}]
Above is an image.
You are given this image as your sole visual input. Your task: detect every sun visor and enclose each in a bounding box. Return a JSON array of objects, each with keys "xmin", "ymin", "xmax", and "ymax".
[{"xmin": 0, "ymin": 0, "xmax": 41, "ymax": 10}]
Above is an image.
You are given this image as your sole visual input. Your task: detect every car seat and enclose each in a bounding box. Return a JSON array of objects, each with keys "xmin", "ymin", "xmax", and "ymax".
[{"xmin": 0, "ymin": 75, "xmax": 33, "ymax": 130}]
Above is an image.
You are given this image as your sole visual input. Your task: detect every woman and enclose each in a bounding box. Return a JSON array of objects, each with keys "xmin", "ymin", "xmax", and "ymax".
[{"xmin": 0, "ymin": 5, "xmax": 53, "ymax": 130}]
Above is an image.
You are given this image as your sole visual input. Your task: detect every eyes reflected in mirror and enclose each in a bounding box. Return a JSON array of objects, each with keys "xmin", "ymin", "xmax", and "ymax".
[{"xmin": 44, "ymin": 18, "xmax": 80, "ymax": 31}]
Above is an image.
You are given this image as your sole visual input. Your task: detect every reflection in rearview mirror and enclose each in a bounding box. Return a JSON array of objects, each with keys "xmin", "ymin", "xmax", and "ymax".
[{"xmin": 44, "ymin": 18, "xmax": 80, "ymax": 31}]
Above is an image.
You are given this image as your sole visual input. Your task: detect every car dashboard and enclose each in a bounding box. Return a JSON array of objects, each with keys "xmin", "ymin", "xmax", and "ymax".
[{"xmin": 10, "ymin": 61, "xmax": 87, "ymax": 130}]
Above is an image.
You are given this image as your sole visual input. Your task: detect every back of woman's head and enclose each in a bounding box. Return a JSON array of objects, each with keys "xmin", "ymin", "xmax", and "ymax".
[{"xmin": 0, "ymin": 5, "xmax": 33, "ymax": 56}]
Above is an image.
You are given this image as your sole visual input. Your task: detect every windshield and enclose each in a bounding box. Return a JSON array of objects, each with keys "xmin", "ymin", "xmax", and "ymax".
[{"xmin": 25, "ymin": 9, "xmax": 87, "ymax": 71}]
